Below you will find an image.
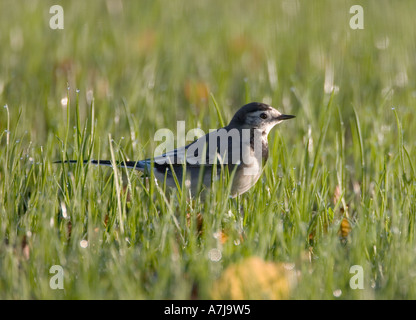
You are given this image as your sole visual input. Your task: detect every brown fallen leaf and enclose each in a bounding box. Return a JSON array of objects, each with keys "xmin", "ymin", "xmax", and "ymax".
[
  {"xmin": 339, "ymin": 217, "xmax": 352, "ymax": 238},
  {"xmin": 211, "ymin": 256, "xmax": 297, "ymax": 300},
  {"xmin": 184, "ymin": 80, "xmax": 209, "ymax": 106}
]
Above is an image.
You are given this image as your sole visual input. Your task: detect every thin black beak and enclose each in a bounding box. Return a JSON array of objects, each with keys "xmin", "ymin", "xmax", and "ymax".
[{"xmin": 275, "ymin": 114, "xmax": 295, "ymax": 121}]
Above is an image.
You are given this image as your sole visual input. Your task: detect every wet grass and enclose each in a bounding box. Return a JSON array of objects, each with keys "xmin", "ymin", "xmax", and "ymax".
[{"xmin": 1, "ymin": 0, "xmax": 416, "ymax": 299}]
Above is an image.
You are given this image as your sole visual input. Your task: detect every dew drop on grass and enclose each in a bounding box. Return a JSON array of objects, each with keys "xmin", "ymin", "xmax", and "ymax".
[
  {"xmin": 60, "ymin": 201, "xmax": 68, "ymax": 219},
  {"xmin": 333, "ymin": 289, "xmax": 342, "ymax": 297},
  {"xmin": 61, "ymin": 97, "xmax": 68, "ymax": 107},
  {"xmin": 208, "ymin": 248, "xmax": 222, "ymax": 262},
  {"xmin": 391, "ymin": 226, "xmax": 400, "ymax": 235},
  {"xmin": 80, "ymin": 240, "xmax": 88, "ymax": 248},
  {"xmin": 283, "ymin": 262, "xmax": 295, "ymax": 270},
  {"xmin": 185, "ymin": 179, "xmax": 191, "ymax": 188}
]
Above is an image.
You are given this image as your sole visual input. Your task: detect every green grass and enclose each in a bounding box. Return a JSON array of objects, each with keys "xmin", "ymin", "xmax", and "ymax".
[{"xmin": 1, "ymin": 0, "xmax": 416, "ymax": 299}]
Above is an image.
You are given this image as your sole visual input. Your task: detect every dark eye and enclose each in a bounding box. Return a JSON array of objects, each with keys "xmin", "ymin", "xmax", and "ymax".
[{"xmin": 260, "ymin": 113, "xmax": 268, "ymax": 119}]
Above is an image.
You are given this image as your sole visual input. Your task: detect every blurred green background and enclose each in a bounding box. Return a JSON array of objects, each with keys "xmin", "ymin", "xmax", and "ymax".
[
  {"xmin": 1, "ymin": 0, "xmax": 416, "ymax": 299},
  {"xmin": 2, "ymin": 0, "xmax": 415, "ymax": 149}
]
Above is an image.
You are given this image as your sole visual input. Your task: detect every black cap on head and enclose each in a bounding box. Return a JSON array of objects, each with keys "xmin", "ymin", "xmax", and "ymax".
[{"xmin": 229, "ymin": 102, "xmax": 272, "ymax": 126}]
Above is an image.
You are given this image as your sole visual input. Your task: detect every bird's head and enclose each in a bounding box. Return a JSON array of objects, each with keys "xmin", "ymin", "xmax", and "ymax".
[{"xmin": 229, "ymin": 102, "xmax": 295, "ymax": 135}]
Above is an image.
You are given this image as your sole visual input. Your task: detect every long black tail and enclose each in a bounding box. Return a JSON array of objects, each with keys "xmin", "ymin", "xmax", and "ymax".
[{"xmin": 54, "ymin": 159, "xmax": 147, "ymax": 170}]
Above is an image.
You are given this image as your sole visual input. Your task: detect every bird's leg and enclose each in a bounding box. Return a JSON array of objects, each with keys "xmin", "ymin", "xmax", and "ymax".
[{"xmin": 234, "ymin": 195, "xmax": 246, "ymax": 243}]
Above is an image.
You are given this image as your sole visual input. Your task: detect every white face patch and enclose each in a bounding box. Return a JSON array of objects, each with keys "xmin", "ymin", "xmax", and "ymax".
[{"xmin": 245, "ymin": 108, "xmax": 282, "ymax": 135}]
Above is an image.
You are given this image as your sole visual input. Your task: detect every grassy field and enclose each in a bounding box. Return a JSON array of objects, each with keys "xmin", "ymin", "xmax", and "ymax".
[{"xmin": 1, "ymin": 0, "xmax": 416, "ymax": 299}]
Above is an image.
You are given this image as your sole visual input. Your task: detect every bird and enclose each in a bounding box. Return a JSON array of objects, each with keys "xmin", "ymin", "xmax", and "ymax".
[{"xmin": 58, "ymin": 102, "xmax": 295, "ymax": 198}]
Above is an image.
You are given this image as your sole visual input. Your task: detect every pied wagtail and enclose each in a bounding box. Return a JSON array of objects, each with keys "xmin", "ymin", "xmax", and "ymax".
[{"xmin": 58, "ymin": 102, "xmax": 295, "ymax": 197}]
